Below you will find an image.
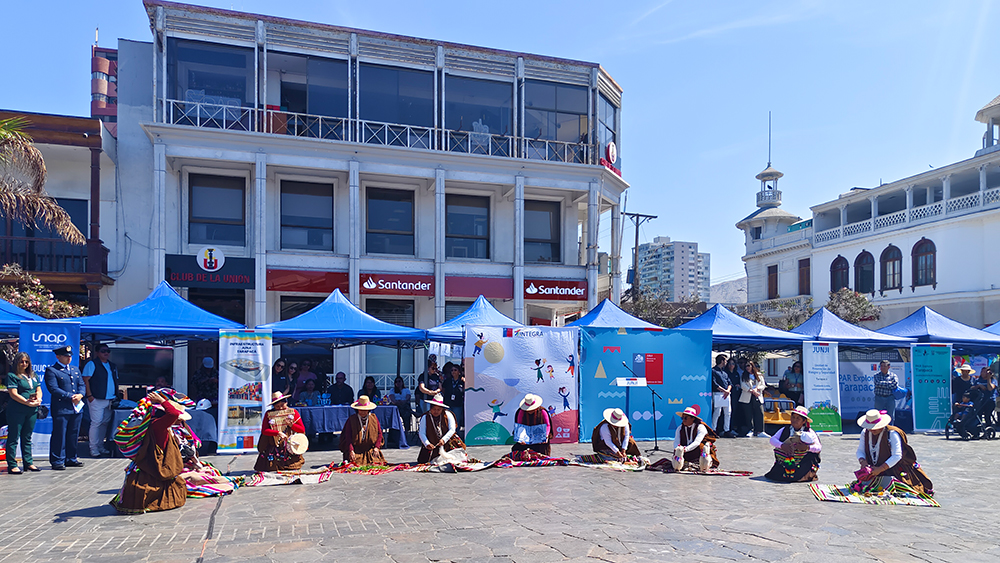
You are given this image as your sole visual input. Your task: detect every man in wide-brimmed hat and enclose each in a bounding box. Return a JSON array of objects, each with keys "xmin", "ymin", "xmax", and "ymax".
[
  {"xmin": 764, "ymin": 406, "xmax": 822, "ymax": 482},
  {"xmin": 855, "ymin": 409, "xmax": 934, "ymax": 495},
  {"xmin": 510, "ymin": 394, "xmax": 554, "ymax": 457},
  {"xmin": 591, "ymin": 407, "xmax": 641, "ymax": 459},
  {"xmin": 417, "ymin": 393, "xmax": 467, "ymax": 464},
  {"xmin": 671, "ymin": 406, "xmax": 719, "ymax": 472},
  {"xmin": 340, "ymin": 395, "xmax": 386, "ymax": 465},
  {"xmin": 254, "ymin": 391, "xmax": 306, "ymax": 472}
]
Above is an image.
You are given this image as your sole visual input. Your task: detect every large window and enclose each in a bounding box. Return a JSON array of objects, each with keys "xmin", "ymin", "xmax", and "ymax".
[
  {"xmin": 280, "ymin": 181, "xmax": 333, "ymax": 251},
  {"xmin": 523, "ymin": 80, "xmax": 588, "ymax": 143},
  {"xmin": 598, "ymin": 94, "xmax": 618, "ymax": 165},
  {"xmin": 359, "ymin": 64, "xmax": 434, "ymax": 127},
  {"xmin": 365, "ymin": 299, "xmax": 415, "ymax": 375},
  {"xmin": 445, "ymin": 76, "xmax": 513, "ymax": 136},
  {"xmin": 830, "ymin": 256, "xmax": 849, "ymax": 292},
  {"xmin": 880, "ymin": 245, "xmax": 902, "ymax": 293},
  {"xmin": 446, "ymin": 195, "xmax": 489, "ymax": 259},
  {"xmin": 912, "ymin": 238, "xmax": 936, "ymax": 288},
  {"xmin": 168, "ymin": 38, "xmax": 254, "ymax": 107},
  {"xmin": 798, "ymin": 258, "xmax": 811, "ymax": 296},
  {"xmin": 270, "ymin": 52, "xmax": 348, "ymax": 118},
  {"xmin": 189, "ymin": 174, "xmax": 245, "ymax": 246},
  {"xmin": 366, "ymin": 188, "xmax": 414, "ymax": 255},
  {"xmin": 767, "ymin": 264, "xmax": 778, "ymax": 300},
  {"xmin": 524, "ymin": 200, "xmax": 561, "ymax": 263},
  {"xmin": 854, "ymin": 251, "xmax": 875, "ymax": 295}
]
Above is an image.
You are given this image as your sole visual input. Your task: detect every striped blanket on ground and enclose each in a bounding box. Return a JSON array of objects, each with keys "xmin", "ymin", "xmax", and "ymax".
[
  {"xmin": 810, "ymin": 477, "xmax": 940, "ymax": 507},
  {"xmin": 244, "ymin": 468, "xmax": 334, "ymax": 486},
  {"xmin": 493, "ymin": 450, "xmax": 569, "ymax": 468},
  {"xmin": 646, "ymin": 458, "xmax": 752, "ymax": 476},
  {"xmin": 569, "ymin": 453, "xmax": 648, "ymax": 472}
]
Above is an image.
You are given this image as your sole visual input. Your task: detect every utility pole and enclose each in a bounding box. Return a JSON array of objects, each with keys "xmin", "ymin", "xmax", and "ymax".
[{"xmin": 622, "ymin": 211, "xmax": 656, "ymax": 297}]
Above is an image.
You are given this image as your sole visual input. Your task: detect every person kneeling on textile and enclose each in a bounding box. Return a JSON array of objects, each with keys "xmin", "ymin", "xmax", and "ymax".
[
  {"xmin": 856, "ymin": 409, "xmax": 934, "ymax": 496},
  {"xmin": 764, "ymin": 406, "xmax": 821, "ymax": 482},
  {"xmin": 671, "ymin": 406, "xmax": 720, "ymax": 472},
  {"xmin": 110, "ymin": 392, "xmax": 189, "ymax": 514},
  {"xmin": 511, "ymin": 394, "xmax": 553, "ymax": 457},
  {"xmin": 417, "ymin": 394, "xmax": 467, "ymax": 464},
  {"xmin": 254, "ymin": 392, "xmax": 306, "ymax": 472},
  {"xmin": 592, "ymin": 408, "xmax": 641, "ymax": 459},
  {"xmin": 340, "ymin": 395, "xmax": 386, "ymax": 465}
]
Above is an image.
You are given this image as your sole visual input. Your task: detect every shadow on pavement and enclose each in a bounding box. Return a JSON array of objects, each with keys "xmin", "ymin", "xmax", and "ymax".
[{"xmin": 53, "ymin": 504, "xmax": 118, "ymax": 523}]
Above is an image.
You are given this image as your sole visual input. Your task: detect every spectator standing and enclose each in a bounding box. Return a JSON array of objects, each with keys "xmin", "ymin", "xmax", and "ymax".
[
  {"xmin": 329, "ymin": 371, "xmax": 354, "ymax": 405},
  {"xmin": 872, "ymin": 359, "xmax": 900, "ymax": 422},
  {"xmin": 82, "ymin": 344, "xmax": 119, "ymax": 457},
  {"xmin": 416, "ymin": 357, "xmax": 442, "ymax": 415},
  {"xmin": 6, "ymin": 352, "xmax": 42, "ymax": 474},
  {"xmin": 388, "ymin": 375, "xmax": 413, "ymax": 431},
  {"xmin": 442, "ymin": 362, "xmax": 465, "ymax": 432},
  {"xmin": 740, "ymin": 360, "xmax": 768, "ymax": 438},
  {"xmin": 728, "ymin": 358, "xmax": 745, "ymax": 436},
  {"xmin": 780, "ymin": 361, "xmax": 805, "ymax": 405},
  {"xmin": 45, "ymin": 345, "xmax": 86, "ymax": 470},
  {"xmin": 711, "ymin": 354, "xmax": 735, "ymax": 438}
]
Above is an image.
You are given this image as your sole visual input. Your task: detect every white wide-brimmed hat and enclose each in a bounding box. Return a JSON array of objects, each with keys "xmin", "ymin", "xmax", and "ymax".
[
  {"xmin": 519, "ymin": 394, "xmax": 543, "ymax": 411},
  {"xmin": 603, "ymin": 407, "xmax": 629, "ymax": 428},
  {"xmin": 958, "ymin": 364, "xmax": 975, "ymax": 374},
  {"xmin": 351, "ymin": 395, "xmax": 378, "ymax": 411},
  {"xmin": 675, "ymin": 406, "xmax": 704, "ymax": 424},
  {"xmin": 425, "ymin": 393, "xmax": 449, "ymax": 409},
  {"xmin": 268, "ymin": 391, "xmax": 291, "ymax": 406},
  {"xmin": 857, "ymin": 409, "xmax": 891, "ymax": 430},
  {"xmin": 789, "ymin": 406, "xmax": 812, "ymax": 423}
]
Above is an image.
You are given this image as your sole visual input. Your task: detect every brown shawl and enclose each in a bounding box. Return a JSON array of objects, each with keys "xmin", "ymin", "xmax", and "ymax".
[
  {"xmin": 863, "ymin": 425, "xmax": 934, "ymax": 494},
  {"xmin": 417, "ymin": 411, "xmax": 466, "ymax": 464},
  {"xmin": 339, "ymin": 413, "xmax": 386, "ymax": 465},
  {"xmin": 111, "ymin": 434, "xmax": 186, "ymax": 514},
  {"xmin": 591, "ymin": 420, "xmax": 641, "ymax": 456},
  {"xmin": 676, "ymin": 421, "xmax": 720, "ymax": 468}
]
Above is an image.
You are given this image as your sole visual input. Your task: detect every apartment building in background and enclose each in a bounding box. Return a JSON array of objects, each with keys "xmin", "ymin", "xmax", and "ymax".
[{"xmin": 636, "ymin": 236, "xmax": 710, "ymax": 302}]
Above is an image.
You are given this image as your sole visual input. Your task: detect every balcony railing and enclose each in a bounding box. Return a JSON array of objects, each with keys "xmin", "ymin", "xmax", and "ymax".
[
  {"xmin": 266, "ymin": 109, "xmax": 347, "ymax": 141},
  {"xmin": 756, "ymin": 189, "xmax": 782, "ymax": 206},
  {"xmin": 361, "ymin": 120, "xmax": 433, "ymax": 150},
  {"xmin": 873, "ymin": 209, "xmax": 906, "ymax": 230},
  {"xmin": 0, "ymin": 236, "xmax": 108, "ymax": 276},
  {"xmin": 166, "ymin": 99, "xmax": 257, "ymax": 132},
  {"xmin": 732, "ymin": 295, "xmax": 812, "ymax": 315},
  {"xmin": 524, "ymin": 139, "xmax": 590, "ymax": 164},
  {"xmin": 446, "ymin": 130, "xmax": 514, "ymax": 158}
]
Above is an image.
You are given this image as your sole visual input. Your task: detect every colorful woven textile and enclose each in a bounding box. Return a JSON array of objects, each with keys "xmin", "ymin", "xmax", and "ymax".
[
  {"xmin": 570, "ymin": 453, "xmax": 648, "ymax": 472},
  {"xmin": 646, "ymin": 458, "xmax": 753, "ymax": 476},
  {"xmin": 810, "ymin": 478, "xmax": 940, "ymax": 507},
  {"xmin": 113, "ymin": 389, "xmax": 196, "ymax": 459},
  {"xmin": 245, "ymin": 469, "xmax": 333, "ymax": 487},
  {"xmin": 327, "ymin": 462, "xmax": 405, "ymax": 475},
  {"xmin": 494, "ymin": 450, "xmax": 569, "ymax": 468}
]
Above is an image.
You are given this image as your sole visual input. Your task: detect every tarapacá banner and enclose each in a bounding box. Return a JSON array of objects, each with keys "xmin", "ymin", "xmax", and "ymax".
[{"xmin": 217, "ymin": 329, "xmax": 272, "ymax": 453}]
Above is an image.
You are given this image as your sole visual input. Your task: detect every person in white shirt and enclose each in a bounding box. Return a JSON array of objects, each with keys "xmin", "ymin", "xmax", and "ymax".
[
  {"xmin": 854, "ymin": 409, "xmax": 934, "ymax": 495},
  {"xmin": 764, "ymin": 406, "xmax": 821, "ymax": 482},
  {"xmin": 590, "ymin": 407, "xmax": 641, "ymax": 459},
  {"xmin": 671, "ymin": 406, "xmax": 719, "ymax": 472},
  {"xmin": 416, "ymin": 394, "xmax": 466, "ymax": 464},
  {"xmin": 82, "ymin": 344, "xmax": 118, "ymax": 458}
]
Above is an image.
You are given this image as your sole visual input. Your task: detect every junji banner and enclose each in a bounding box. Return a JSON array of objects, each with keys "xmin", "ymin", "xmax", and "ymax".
[
  {"xmin": 217, "ymin": 329, "xmax": 272, "ymax": 454},
  {"xmin": 911, "ymin": 343, "xmax": 952, "ymax": 432},
  {"xmin": 464, "ymin": 326, "xmax": 579, "ymax": 446},
  {"xmin": 579, "ymin": 327, "xmax": 712, "ymax": 442},
  {"xmin": 18, "ymin": 320, "xmax": 81, "ymax": 457},
  {"xmin": 802, "ymin": 342, "xmax": 842, "ymax": 433}
]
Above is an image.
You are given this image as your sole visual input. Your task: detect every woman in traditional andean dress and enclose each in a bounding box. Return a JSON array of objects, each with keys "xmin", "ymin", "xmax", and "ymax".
[
  {"xmin": 764, "ymin": 406, "xmax": 821, "ymax": 482},
  {"xmin": 671, "ymin": 405, "xmax": 720, "ymax": 471},
  {"xmin": 855, "ymin": 409, "xmax": 933, "ymax": 495},
  {"xmin": 254, "ymin": 392, "xmax": 305, "ymax": 472},
  {"xmin": 340, "ymin": 395, "xmax": 386, "ymax": 465},
  {"xmin": 511, "ymin": 394, "xmax": 553, "ymax": 458},
  {"xmin": 417, "ymin": 394, "xmax": 466, "ymax": 464},
  {"xmin": 592, "ymin": 408, "xmax": 641, "ymax": 459}
]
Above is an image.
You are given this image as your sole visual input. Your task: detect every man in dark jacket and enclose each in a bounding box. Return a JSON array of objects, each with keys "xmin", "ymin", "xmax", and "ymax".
[
  {"xmin": 45, "ymin": 345, "xmax": 87, "ymax": 470},
  {"xmin": 82, "ymin": 344, "xmax": 119, "ymax": 457}
]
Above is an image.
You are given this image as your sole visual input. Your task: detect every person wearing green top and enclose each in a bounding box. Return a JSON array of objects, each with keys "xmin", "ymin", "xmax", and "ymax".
[{"xmin": 6, "ymin": 352, "xmax": 43, "ymax": 474}]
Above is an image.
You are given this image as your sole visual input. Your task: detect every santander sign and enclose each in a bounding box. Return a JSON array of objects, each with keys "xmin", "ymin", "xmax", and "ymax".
[
  {"xmin": 360, "ymin": 273, "xmax": 434, "ymax": 296},
  {"xmin": 524, "ymin": 279, "xmax": 587, "ymax": 301}
]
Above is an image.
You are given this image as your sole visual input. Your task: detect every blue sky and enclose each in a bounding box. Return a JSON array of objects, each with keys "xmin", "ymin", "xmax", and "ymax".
[{"xmin": 2, "ymin": 1, "xmax": 997, "ymax": 285}]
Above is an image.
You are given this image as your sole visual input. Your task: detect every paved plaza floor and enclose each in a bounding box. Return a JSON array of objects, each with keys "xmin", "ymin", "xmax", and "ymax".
[{"xmin": 0, "ymin": 432, "xmax": 996, "ymax": 562}]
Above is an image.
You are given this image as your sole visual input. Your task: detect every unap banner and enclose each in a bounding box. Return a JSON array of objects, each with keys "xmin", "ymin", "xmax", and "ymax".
[
  {"xmin": 802, "ymin": 342, "xmax": 842, "ymax": 433},
  {"xmin": 463, "ymin": 325, "xmax": 579, "ymax": 446},
  {"xmin": 579, "ymin": 327, "xmax": 712, "ymax": 442},
  {"xmin": 19, "ymin": 321, "xmax": 81, "ymax": 457},
  {"xmin": 217, "ymin": 329, "xmax": 272, "ymax": 454},
  {"xmin": 911, "ymin": 343, "xmax": 952, "ymax": 432}
]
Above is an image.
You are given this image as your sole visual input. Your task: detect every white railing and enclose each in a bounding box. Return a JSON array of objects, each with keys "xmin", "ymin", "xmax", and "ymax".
[
  {"xmin": 524, "ymin": 139, "xmax": 591, "ymax": 164},
  {"xmin": 814, "ymin": 228, "xmax": 840, "ymax": 243},
  {"xmin": 446, "ymin": 130, "xmax": 514, "ymax": 158},
  {"xmin": 986, "ymin": 186, "xmax": 1000, "ymax": 206},
  {"xmin": 166, "ymin": 99, "xmax": 258, "ymax": 132},
  {"xmin": 874, "ymin": 209, "xmax": 906, "ymax": 230},
  {"xmin": 756, "ymin": 190, "xmax": 782, "ymax": 206},
  {"xmin": 361, "ymin": 120, "xmax": 434, "ymax": 150},
  {"xmin": 910, "ymin": 201, "xmax": 943, "ymax": 221},
  {"xmin": 733, "ymin": 296, "xmax": 811, "ymax": 315},
  {"xmin": 267, "ymin": 110, "xmax": 348, "ymax": 141},
  {"xmin": 946, "ymin": 192, "xmax": 980, "ymax": 213},
  {"xmin": 843, "ymin": 219, "xmax": 872, "ymax": 237}
]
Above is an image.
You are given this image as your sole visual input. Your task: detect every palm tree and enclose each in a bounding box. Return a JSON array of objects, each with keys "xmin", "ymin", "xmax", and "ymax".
[{"xmin": 0, "ymin": 117, "xmax": 86, "ymax": 244}]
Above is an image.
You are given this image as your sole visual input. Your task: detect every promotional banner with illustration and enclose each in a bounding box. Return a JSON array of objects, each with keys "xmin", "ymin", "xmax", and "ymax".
[
  {"xmin": 18, "ymin": 320, "xmax": 81, "ymax": 457},
  {"xmin": 579, "ymin": 327, "xmax": 712, "ymax": 442},
  {"xmin": 218, "ymin": 329, "xmax": 272, "ymax": 453},
  {"xmin": 839, "ymin": 359, "xmax": 910, "ymax": 417},
  {"xmin": 911, "ymin": 343, "xmax": 952, "ymax": 432},
  {"xmin": 802, "ymin": 342, "xmax": 842, "ymax": 433},
  {"xmin": 463, "ymin": 326, "xmax": 579, "ymax": 446}
]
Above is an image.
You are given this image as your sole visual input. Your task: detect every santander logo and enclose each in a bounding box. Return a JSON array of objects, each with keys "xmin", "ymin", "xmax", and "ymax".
[
  {"xmin": 363, "ymin": 277, "xmax": 378, "ymax": 290},
  {"xmin": 525, "ymin": 283, "xmax": 538, "ymax": 295}
]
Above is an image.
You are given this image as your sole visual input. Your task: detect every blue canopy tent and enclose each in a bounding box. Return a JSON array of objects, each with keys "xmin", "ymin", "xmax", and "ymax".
[
  {"xmin": 984, "ymin": 319, "xmax": 1000, "ymax": 335},
  {"xmin": 876, "ymin": 306, "xmax": 1000, "ymax": 355},
  {"xmin": 426, "ymin": 295, "xmax": 521, "ymax": 343},
  {"xmin": 0, "ymin": 298, "xmax": 44, "ymax": 334},
  {"xmin": 68, "ymin": 281, "xmax": 244, "ymax": 341},
  {"xmin": 676, "ymin": 304, "xmax": 811, "ymax": 351},
  {"xmin": 257, "ymin": 289, "xmax": 426, "ymax": 348},
  {"xmin": 567, "ymin": 298, "xmax": 662, "ymax": 329},
  {"xmin": 791, "ymin": 308, "xmax": 915, "ymax": 349}
]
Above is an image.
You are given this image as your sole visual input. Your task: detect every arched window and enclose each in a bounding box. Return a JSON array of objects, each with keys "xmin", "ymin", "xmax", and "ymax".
[
  {"xmin": 854, "ymin": 251, "xmax": 875, "ymax": 294},
  {"xmin": 880, "ymin": 245, "xmax": 902, "ymax": 294},
  {"xmin": 912, "ymin": 238, "xmax": 936, "ymax": 289},
  {"xmin": 830, "ymin": 255, "xmax": 849, "ymax": 292}
]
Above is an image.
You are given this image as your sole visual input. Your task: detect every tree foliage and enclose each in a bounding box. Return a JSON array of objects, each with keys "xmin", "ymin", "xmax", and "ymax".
[
  {"xmin": 825, "ymin": 287, "xmax": 881, "ymax": 325},
  {"xmin": 619, "ymin": 289, "xmax": 706, "ymax": 328},
  {"xmin": 0, "ymin": 264, "xmax": 86, "ymax": 318},
  {"xmin": 734, "ymin": 297, "xmax": 814, "ymax": 331}
]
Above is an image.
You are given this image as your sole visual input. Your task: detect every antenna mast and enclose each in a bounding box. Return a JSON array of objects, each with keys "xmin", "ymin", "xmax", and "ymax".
[{"xmin": 767, "ymin": 111, "xmax": 772, "ymax": 167}]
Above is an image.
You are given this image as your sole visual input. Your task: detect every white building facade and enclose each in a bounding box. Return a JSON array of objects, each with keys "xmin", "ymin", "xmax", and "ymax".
[
  {"xmin": 636, "ymin": 236, "xmax": 710, "ymax": 301},
  {"xmin": 109, "ymin": 1, "xmax": 628, "ymax": 391},
  {"xmin": 739, "ymin": 98, "xmax": 1000, "ymax": 329}
]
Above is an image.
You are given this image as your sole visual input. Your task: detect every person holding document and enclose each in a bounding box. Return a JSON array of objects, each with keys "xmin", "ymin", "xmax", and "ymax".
[{"xmin": 45, "ymin": 345, "xmax": 86, "ymax": 471}]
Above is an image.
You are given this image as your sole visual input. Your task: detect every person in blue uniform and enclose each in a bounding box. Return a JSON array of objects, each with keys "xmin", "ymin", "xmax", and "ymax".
[{"xmin": 44, "ymin": 345, "xmax": 87, "ymax": 470}]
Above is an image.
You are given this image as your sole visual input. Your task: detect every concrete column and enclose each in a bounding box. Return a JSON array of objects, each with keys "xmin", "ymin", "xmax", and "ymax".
[
  {"xmin": 513, "ymin": 175, "xmax": 525, "ymax": 323},
  {"xmin": 586, "ymin": 182, "xmax": 599, "ymax": 311},
  {"xmin": 904, "ymin": 185, "xmax": 913, "ymax": 223},
  {"xmin": 610, "ymin": 201, "xmax": 621, "ymax": 303},
  {"xmin": 152, "ymin": 141, "xmax": 166, "ymax": 287},
  {"xmin": 349, "ymin": 160, "xmax": 361, "ymax": 387},
  {"xmin": 941, "ymin": 175, "xmax": 951, "ymax": 209},
  {"xmin": 838, "ymin": 204, "xmax": 847, "ymax": 237},
  {"xmin": 869, "ymin": 195, "xmax": 878, "ymax": 220},
  {"xmin": 926, "ymin": 186, "xmax": 933, "ymax": 204},
  {"xmin": 989, "ymin": 118, "xmax": 996, "ymax": 148},
  {"xmin": 434, "ymin": 169, "xmax": 446, "ymax": 324},
  {"xmin": 980, "ymin": 164, "xmax": 988, "ymax": 206},
  {"xmin": 88, "ymin": 147, "xmax": 102, "ymax": 314},
  {"xmin": 253, "ymin": 152, "xmax": 267, "ymax": 327}
]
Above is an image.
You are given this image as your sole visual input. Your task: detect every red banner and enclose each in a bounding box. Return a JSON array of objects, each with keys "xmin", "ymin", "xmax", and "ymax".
[
  {"xmin": 445, "ymin": 276, "xmax": 514, "ymax": 299},
  {"xmin": 266, "ymin": 269, "xmax": 348, "ymax": 293},
  {"xmin": 644, "ymin": 353, "xmax": 663, "ymax": 385}
]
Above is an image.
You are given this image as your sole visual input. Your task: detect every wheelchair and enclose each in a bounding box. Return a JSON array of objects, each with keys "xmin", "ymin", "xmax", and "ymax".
[{"xmin": 945, "ymin": 408, "xmax": 997, "ymax": 441}]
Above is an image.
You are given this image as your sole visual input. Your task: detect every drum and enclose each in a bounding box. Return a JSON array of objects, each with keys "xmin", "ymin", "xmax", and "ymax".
[{"xmin": 286, "ymin": 433, "xmax": 309, "ymax": 455}]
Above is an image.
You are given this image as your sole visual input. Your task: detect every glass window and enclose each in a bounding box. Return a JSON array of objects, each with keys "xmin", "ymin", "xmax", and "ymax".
[
  {"xmin": 767, "ymin": 265, "xmax": 778, "ymax": 300},
  {"xmin": 281, "ymin": 181, "xmax": 333, "ymax": 251},
  {"xmin": 188, "ymin": 288, "xmax": 245, "ymax": 325},
  {"xmin": 445, "ymin": 76, "xmax": 513, "ymax": 136},
  {"xmin": 598, "ymin": 94, "xmax": 618, "ymax": 166},
  {"xmin": 524, "ymin": 200, "xmax": 560, "ymax": 263},
  {"xmin": 366, "ymin": 188, "xmax": 414, "ymax": 255},
  {"xmin": 854, "ymin": 251, "xmax": 875, "ymax": 294},
  {"xmin": 880, "ymin": 246, "xmax": 902, "ymax": 291},
  {"xmin": 168, "ymin": 38, "xmax": 254, "ymax": 106},
  {"xmin": 798, "ymin": 258, "xmax": 811, "ymax": 296},
  {"xmin": 359, "ymin": 64, "xmax": 434, "ymax": 127},
  {"xmin": 189, "ymin": 174, "xmax": 245, "ymax": 246},
  {"xmin": 830, "ymin": 256, "xmax": 849, "ymax": 292},
  {"xmin": 524, "ymin": 80, "xmax": 588, "ymax": 143},
  {"xmin": 912, "ymin": 238, "xmax": 936, "ymax": 288},
  {"xmin": 446, "ymin": 195, "xmax": 489, "ymax": 259},
  {"xmin": 280, "ymin": 296, "xmax": 325, "ymax": 321},
  {"xmin": 307, "ymin": 57, "xmax": 349, "ymax": 117},
  {"xmin": 365, "ymin": 299, "xmax": 414, "ymax": 374},
  {"xmin": 445, "ymin": 301, "xmax": 474, "ymax": 322}
]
